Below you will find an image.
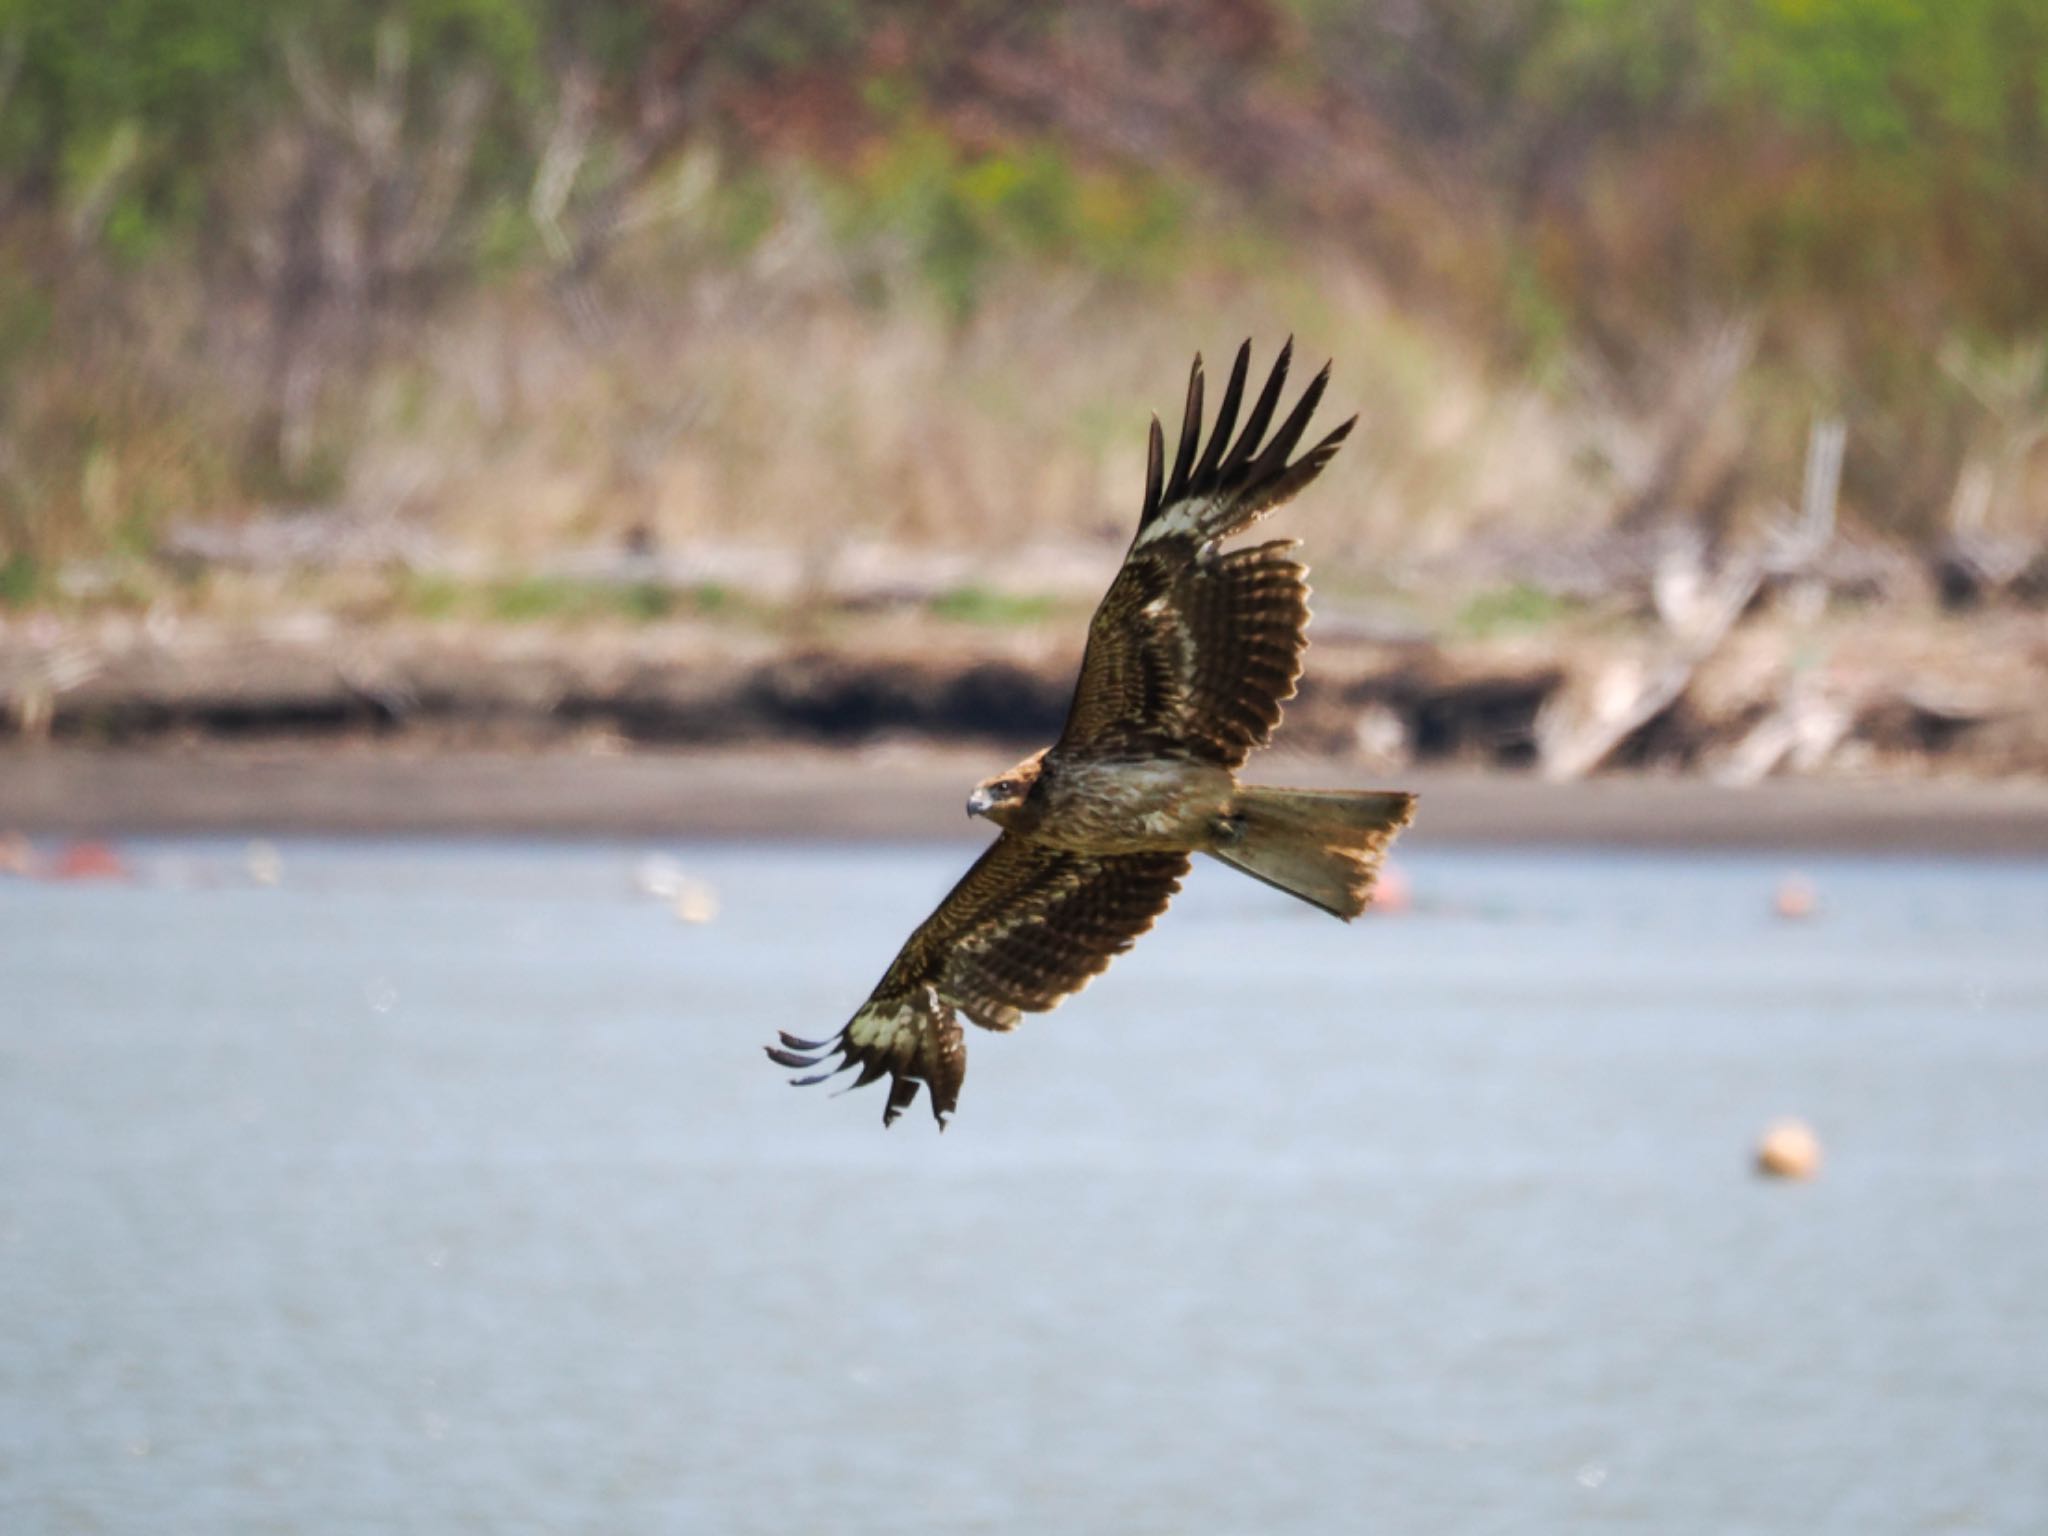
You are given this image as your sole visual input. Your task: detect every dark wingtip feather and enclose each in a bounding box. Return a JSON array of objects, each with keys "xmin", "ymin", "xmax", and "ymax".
[
  {"xmin": 1219, "ymin": 337, "xmax": 1294, "ymax": 477},
  {"xmin": 1251, "ymin": 414, "xmax": 1357, "ymax": 515},
  {"xmin": 1167, "ymin": 355, "xmax": 1204, "ymax": 503},
  {"xmin": 765, "ymin": 1045, "xmax": 820, "ymax": 1069},
  {"xmin": 1248, "ymin": 360, "xmax": 1332, "ymax": 480},
  {"xmin": 1142, "ymin": 414, "xmax": 1165, "ymax": 522},
  {"xmin": 842, "ymin": 1058, "xmax": 888, "ymax": 1091},
  {"xmin": 1191, "ymin": 340, "xmax": 1253, "ymax": 489},
  {"xmin": 1131, "ymin": 337, "xmax": 1350, "ymax": 555},
  {"xmin": 882, "ymin": 1075, "xmax": 921, "ymax": 1128},
  {"xmin": 1295, "ymin": 414, "xmax": 1355, "ymax": 474}
]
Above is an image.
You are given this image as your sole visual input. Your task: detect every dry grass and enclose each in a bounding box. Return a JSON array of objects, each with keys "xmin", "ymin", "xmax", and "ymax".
[
  {"xmin": 336, "ymin": 251, "xmax": 1612, "ymax": 590},
  {"xmin": 7, "ymin": 208, "xmax": 2043, "ymax": 618}
]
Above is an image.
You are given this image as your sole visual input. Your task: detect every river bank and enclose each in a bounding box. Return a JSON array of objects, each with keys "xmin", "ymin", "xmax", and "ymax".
[
  {"xmin": 5, "ymin": 599, "xmax": 2046, "ymax": 853},
  {"xmin": 7, "ymin": 743, "xmax": 2048, "ymax": 854},
  {"xmin": 5, "ymin": 602, "xmax": 2046, "ymax": 773}
]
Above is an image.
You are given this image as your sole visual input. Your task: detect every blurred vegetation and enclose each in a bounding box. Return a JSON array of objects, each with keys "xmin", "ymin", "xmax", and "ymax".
[
  {"xmin": 1452, "ymin": 582, "xmax": 1579, "ymax": 639},
  {"xmin": 394, "ymin": 570, "xmax": 763, "ymax": 624},
  {"xmin": 1, "ymin": 0, "xmax": 2045, "ymax": 600},
  {"xmin": 927, "ymin": 586, "xmax": 1063, "ymax": 627}
]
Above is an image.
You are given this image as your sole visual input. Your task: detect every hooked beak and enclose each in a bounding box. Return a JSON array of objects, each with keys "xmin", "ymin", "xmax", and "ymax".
[{"xmin": 965, "ymin": 786, "xmax": 994, "ymax": 819}]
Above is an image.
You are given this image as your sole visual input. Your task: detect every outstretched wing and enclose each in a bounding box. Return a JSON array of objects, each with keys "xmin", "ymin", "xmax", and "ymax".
[
  {"xmin": 1059, "ymin": 339, "xmax": 1353, "ymax": 765},
  {"xmin": 767, "ymin": 836, "xmax": 1188, "ymax": 1126}
]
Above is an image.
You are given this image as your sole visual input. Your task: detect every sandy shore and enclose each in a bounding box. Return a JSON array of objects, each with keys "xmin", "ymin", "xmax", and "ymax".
[{"xmin": 5, "ymin": 745, "xmax": 2047, "ymax": 854}]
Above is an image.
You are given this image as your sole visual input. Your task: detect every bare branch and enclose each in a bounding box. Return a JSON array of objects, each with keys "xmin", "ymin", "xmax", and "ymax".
[
  {"xmin": 388, "ymin": 66, "xmax": 488, "ymax": 274},
  {"xmin": 283, "ymin": 34, "xmax": 350, "ymax": 138},
  {"xmin": 530, "ymin": 63, "xmax": 597, "ymax": 264}
]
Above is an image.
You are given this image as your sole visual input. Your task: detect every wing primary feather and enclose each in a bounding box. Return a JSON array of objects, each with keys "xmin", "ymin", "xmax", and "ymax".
[
  {"xmin": 883, "ymin": 1075, "xmax": 921, "ymax": 1128},
  {"xmin": 1192, "ymin": 339, "xmax": 1251, "ymax": 488},
  {"xmin": 1247, "ymin": 361, "xmax": 1332, "ymax": 480},
  {"xmin": 777, "ymin": 1031, "xmax": 831, "ymax": 1051},
  {"xmin": 1220, "ymin": 335, "xmax": 1293, "ymax": 476},
  {"xmin": 1255, "ymin": 416, "xmax": 1357, "ymax": 511},
  {"xmin": 794, "ymin": 1062, "xmax": 856, "ymax": 1087},
  {"xmin": 1142, "ymin": 414, "xmax": 1165, "ymax": 522},
  {"xmin": 1307, "ymin": 415, "xmax": 1357, "ymax": 462},
  {"xmin": 1167, "ymin": 355, "xmax": 1203, "ymax": 503},
  {"xmin": 837, "ymin": 1058, "xmax": 889, "ymax": 1091}
]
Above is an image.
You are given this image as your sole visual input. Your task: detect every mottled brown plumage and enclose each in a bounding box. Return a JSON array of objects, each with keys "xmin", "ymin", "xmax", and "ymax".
[
  {"xmin": 769, "ymin": 340, "xmax": 1415, "ymax": 1127},
  {"xmin": 1057, "ymin": 537, "xmax": 1311, "ymax": 766},
  {"xmin": 768, "ymin": 838, "xmax": 1185, "ymax": 1124}
]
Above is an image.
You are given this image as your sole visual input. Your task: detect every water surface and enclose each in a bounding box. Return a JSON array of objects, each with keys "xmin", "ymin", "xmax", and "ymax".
[{"xmin": 3, "ymin": 842, "xmax": 2046, "ymax": 1534}]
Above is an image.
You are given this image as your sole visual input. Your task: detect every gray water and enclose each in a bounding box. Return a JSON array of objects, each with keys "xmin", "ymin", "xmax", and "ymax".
[{"xmin": 2, "ymin": 840, "xmax": 2046, "ymax": 1535}]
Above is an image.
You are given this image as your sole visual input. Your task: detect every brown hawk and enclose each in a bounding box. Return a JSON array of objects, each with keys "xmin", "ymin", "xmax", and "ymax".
[{"xmin": 768, "ymin": 340, "xmax": 1416, "ymax": 1126}]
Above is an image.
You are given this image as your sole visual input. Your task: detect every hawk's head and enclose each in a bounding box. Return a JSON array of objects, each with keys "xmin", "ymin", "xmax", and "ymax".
[{"xmin": 965, "ymin": 750, "xmax": 1047, "ymax": 829}]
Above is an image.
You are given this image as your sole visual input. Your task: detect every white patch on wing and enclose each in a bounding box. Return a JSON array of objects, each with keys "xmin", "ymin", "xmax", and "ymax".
[
  {"xmin": 973, "ymin": 998, "xmax": 1025, "ymax": 1031},
  {"xmin": 1134, "ymin": 496, "xmax": 1218, "ymax": 548},
  {"xmin": 847, "ymin": 1000, "xmax": 915, "ymax": 1050}
]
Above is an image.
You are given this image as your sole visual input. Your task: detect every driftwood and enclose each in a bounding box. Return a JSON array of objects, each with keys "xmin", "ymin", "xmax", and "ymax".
[
  {"xmin": 1534, "ymin": 552, "xmax": 1760, "ymax": 780},
  {"xmin": 1705, "ymin": 418, "xmax": 1855, "ymax": 784},
  {"xmin": 1712, "ymin": 672, "xmax": 1858, "ymax": 786},
  {"xmin": 1933, "ymin": 340, "xmax": 2048, "ymax": 608},
  {"xmin": 1536, "ymin": 416, "xmax": 1844, "ymax": 781}
]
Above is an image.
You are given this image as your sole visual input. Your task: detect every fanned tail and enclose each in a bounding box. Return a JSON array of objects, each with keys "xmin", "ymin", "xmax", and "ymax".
[{"xmin": 1207, "ymin": 786, "xmax": 1416, "ymax": 920}]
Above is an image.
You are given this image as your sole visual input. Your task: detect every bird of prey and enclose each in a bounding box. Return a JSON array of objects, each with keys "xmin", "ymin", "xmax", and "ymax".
[{"xmin": 768, "ymin": 340, "xmax": 1416, "ymax": 1127}]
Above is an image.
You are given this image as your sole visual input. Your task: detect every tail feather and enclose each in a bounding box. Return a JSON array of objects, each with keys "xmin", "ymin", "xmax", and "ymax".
[{"xmin": 1208, "ymin": 786, "xmax": 1416, "ymax": 920}]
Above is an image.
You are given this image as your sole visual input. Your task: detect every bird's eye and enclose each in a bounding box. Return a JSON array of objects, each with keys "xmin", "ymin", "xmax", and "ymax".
[{"xmin": 995, "ymin": 780, "xmax": 1015, "ymax": 794}]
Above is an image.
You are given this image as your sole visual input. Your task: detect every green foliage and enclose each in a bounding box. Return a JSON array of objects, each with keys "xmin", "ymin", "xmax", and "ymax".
[
  {"xmin": 402, "ymin": 574, "xmax": 755, "ymax": 625},
  {"xmin": 402, "ymin": 571, "xmax": 466, "ymax": 620},
  {"xmin": 483, "ymin": 575, "xmax": 567, "ymax": 622},
  {"xmin": 722, "ymin": 0, "xmax": 868, "ymax": 72},
  {"xmin": 832, "ymin": 111, "xmax": 1191, "ymax": 316},
  {"xmin": 0, "ymin": 554, "xmax": 41, "ymax": 607},
  {"xmin": 485, "ymin": 575, "xmax": 670, "ymax": 624},
  {"xmin": 0, "ymin": 0, "xmax": 544, "ymax": 252},
  {"xmin": 615, "ymin": 580, "xmax": 674, "ymax": 623},
  {"xmin": 0, "ymin": 259, "xmax": 52, "ymax": 383},
  {"xmin": 4, "ymin": 0, "xmax": 2048, "ymax": 562},
  {"xmin": 707, "ymin": 168, "xmax": 786, "ymax": 259},
  {"xmin": 1523, "ymin": 0, "xmax": 1705, "ymax": 110},
  {"xmin": 1452, "ymin": 583, "xmax": 1574, "ymax": 638},
  {"xmin": 1500, "ymin": 249, "xmax": 1571, "ymax": 374},
  {"xmin": 1706, "ymin": 0, "xmax": 2048, "ymax": 155},
  {"xmin": 927, "ymin": 586, "xmax": 1059, "ymax": 626}
]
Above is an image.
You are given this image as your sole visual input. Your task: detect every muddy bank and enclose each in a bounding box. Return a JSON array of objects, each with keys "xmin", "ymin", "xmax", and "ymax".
[
  {"xmin": 4, "ymin": 610, "xmax": 2046, "ymax": 779},
  {"xmin": 7, "ymin": 745, "xmax": 2048, "ymax": 855}
]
